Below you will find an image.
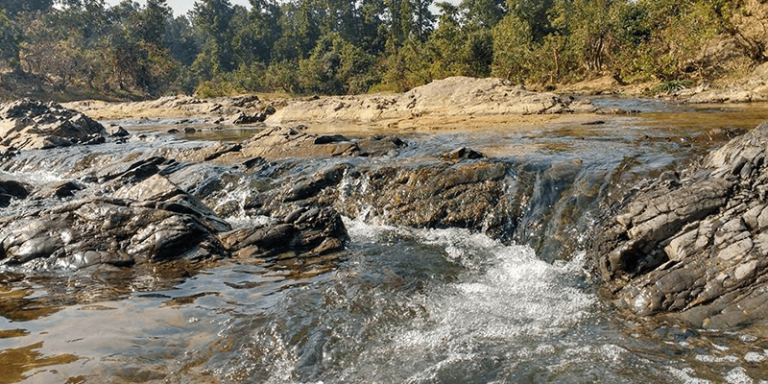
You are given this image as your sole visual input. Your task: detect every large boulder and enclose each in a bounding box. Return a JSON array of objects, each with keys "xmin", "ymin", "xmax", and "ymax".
[
  {"xmin": 594, "ymin": 123, "xmax": 768, "ymax": 329},
  {"xmin": 0, "ymin": 99, "xmax": 107, "ymax": 152}
]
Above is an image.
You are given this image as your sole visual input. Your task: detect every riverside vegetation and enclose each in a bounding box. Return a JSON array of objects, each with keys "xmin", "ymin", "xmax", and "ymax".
[{"xmin": 1, "ymin": 0, "xmax": 768, "ymax": 101}]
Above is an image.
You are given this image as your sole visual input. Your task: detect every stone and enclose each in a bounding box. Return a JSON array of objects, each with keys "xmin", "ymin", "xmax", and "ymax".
[
  {"xmin": 592, "ymin": 123, "xmax": 768, "ymax": 329},
  {"xmin": 0, "ymin": 99, "xmax": 107, "ymax": 151},
  {"xmin": 221, "ymin": 206, "xmax": 347, "ymax": 260}
]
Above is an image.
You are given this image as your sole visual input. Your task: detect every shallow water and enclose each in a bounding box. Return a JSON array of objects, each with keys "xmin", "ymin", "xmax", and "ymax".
[
  {"xmin": 2, "ymin": 222, "xmax": 768, "ymax": 383},
  {"xmin": 2, "ymin": 98, "xmax": 768, "ymax": 383}
]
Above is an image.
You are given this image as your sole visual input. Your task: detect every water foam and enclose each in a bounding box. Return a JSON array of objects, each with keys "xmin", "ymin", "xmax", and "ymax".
[{"xmin": 341, "ymin": 217, "xmax": 598, "ymax": 380}]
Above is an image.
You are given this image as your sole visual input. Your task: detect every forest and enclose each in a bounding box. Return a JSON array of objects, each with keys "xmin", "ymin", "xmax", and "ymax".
[{"xmin": 0, "ymin": 0, "xmax": 766, "ymax": 100}]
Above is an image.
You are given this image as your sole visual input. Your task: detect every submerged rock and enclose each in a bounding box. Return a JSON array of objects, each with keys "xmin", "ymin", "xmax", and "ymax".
[
  {"xmin": 594, "ymin": 122, "xmax": 768, "ymax": 329},
  {"xmin": 174, "ymin": 126, "xmax": 408, "ymax": 162},
  {"xmin": 0, "ymin": 99, "xmax": 107, "ymax": 152}
]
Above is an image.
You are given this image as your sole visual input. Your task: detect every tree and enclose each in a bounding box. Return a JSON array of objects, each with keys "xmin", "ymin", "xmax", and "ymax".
[
  {"xmin": 0, "ymin": 10, "xmax": 22, "ymax": 72},
  {"xmin": 461, "ymin": 0, "xmax": 507, "ymax": 29},
  {"xmin": 164, "ymin": 15, "xmax": 200, "ymax": 66},
  {"xmin": 130, "ymin": 0, "xmax": 171, "ymax": 46},
  {"xmin": 191, "ymin": 0, "xmax": 237, "ymax": 74},
  {"xmin": 506, "ymin": 0, "xmax": 556, "ymax": 42},
  {"xmin": 1, "ymin": 0, "xmax": 53, "ymax": 16}
]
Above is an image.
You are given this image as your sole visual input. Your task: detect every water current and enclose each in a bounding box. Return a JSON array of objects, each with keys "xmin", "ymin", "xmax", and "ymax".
[{"xmin": 2, "ymin": 99, "xmax": 768, "ymax": 383}]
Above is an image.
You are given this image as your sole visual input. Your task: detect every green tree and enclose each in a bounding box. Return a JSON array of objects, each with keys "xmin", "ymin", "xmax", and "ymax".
[
  {"xmin": 1, "ymin": 0, "xmax": 53, "ymax": 16},
  {"xmin": 506, "ymin": 0, "xmax": 556, "ymax": 42},
  {"xmin": 492, "ymin": 12, "xmax": 534, "ymax": 83},
  {"xmin": 461, "ymin": 0, "xmax": 507, "ymax": 29},
  {"xmin": 164, "ymin": 15, "xmax": 200, "ymax": 66},
  {"xmin": 0, "ymin": 10, "xmax": 22, "ymax": 72},
  {"xmin": 191, "ymin": 0, "xmax": 237, "ymax": 74},
  {"xmin": 130, "ymin": 0, "xmax": 171, "ymax": 46}
]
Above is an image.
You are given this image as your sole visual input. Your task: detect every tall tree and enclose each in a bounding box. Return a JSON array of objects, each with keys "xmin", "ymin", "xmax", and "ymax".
[
  {"xmin": 191, "ymin": 0, "xmax": 236, "ymax": 74},
  {"xmin": 1, "ymin": 0, "xmax": 53, "ymax": 16},
  {"xmin": 130, "ymin": 0, "xmax": 171, "ymax": 46},
  {"xmin": 0, "ymin": 10, "xmax": 22, "ymax": 72},
  {"xmin": 461, "ymin": 0, "xmax": 507, "ymax": 29}
]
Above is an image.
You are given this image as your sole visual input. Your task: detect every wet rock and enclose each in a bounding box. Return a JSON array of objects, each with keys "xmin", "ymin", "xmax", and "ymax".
[
  {"xmin": 31, "ymin": 181, "xmax": 84, "ymax": 199},
  {"xmin": 220, "ymin": 126, "xmax": 360, "ymax": 160},
  {"xmin": 334, "ymin": 161, "xmax": 510, "ymax": 235},
  {"xmin": 355, "ymin": 136, "xmax": 407, "ymax": 157},
  {"xmin": 221, "ymin": 206, "xmax": 347, "ymax": 260},
  {"xmin": 97, "ymin": 156, "xmax": 167, "ymax": 184},
  {"xmin": 593, "ymin": 122, "xmax": 768, "ymax": 329},
  {"xmin": 0, "ymin": 175, "xmax": 230, "ymax": 270},
  {"xmin": 0, "ymin": 99, "xmax": 107, "ymax": 151},
  {"xmin": 443, "ymin": 147, "xmax": 485, "ymax": 161},
  {"xmin": 106, "ymin": 124, "xmax": 130, "ymax": 137},
  {"xmin": 283, "ymin": 165, "xmax": 349, "ymax": 203},
  {"xmin": 0, "ymin": 180, "xmax": 29, "ymax": 207},
  {"xmin": 314, "ymin": 134, "xmax": 348, "ymax": 145}
]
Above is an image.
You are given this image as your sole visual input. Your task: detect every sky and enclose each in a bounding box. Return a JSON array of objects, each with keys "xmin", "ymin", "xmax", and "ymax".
[
  {"xmin": 104, "ymin": 0, "xmax": 462, "ymax": 17},
  {"xmin": 104, "ymin": 0, "xmax": 253, "ymax": 17}
]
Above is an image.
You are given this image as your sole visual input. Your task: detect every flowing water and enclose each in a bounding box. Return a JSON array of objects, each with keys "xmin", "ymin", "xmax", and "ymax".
[{"xmin": 2, "ymin": 99, "xmax": 768, "ymax": 383}]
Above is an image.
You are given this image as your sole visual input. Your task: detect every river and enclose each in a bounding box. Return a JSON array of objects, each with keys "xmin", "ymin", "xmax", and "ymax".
[{"xmin": 1, "ymin": 99, "xmax": 768, "ymax": 383}]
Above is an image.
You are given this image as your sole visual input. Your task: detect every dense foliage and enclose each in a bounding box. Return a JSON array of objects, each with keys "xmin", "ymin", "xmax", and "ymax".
[{"xmin": 0, "ymin": 0, "xmax": 765, "ymax": 99}]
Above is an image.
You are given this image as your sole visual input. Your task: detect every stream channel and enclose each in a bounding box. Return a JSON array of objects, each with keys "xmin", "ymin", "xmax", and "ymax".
[{"xmin": 2, "ymin": 98, "xmax": 768, "ymax": 383}]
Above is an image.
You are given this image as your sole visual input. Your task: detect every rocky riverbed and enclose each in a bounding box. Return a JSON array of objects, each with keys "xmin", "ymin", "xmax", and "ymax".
[{"xmin": 2, "ymin": 79, "xmax": 768, "ymax": 383}]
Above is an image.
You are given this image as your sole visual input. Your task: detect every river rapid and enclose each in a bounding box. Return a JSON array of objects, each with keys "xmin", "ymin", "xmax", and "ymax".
[{"xmin": 2, "ymin": 99, "xmax": 768, "ymax": 383}]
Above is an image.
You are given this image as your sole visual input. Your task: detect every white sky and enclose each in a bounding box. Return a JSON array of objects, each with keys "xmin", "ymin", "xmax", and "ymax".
[
  {"xmin": 104, "ymin": 0, "xmax": 252, "ymax": 17},
  {"xmin": 105, "ymin": 0, "xmax": 462, "ymax": 17}
]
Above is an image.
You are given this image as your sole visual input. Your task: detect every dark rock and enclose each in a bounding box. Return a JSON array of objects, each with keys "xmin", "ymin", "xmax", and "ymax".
[
  {"xmin": 284, "ymin": 165, "xmax": 348, "ymax": 202},
  {"xmin": 230, "ymin": 95, "xmax": 260, "ymax": 108},
  {"xmin": 334, "ymin": 161, "xmax": 509, "ymax": 234},
  {"xmin": 221, "ymin": 206, "xmax": 347, "ymax": 260},
  {"xmin": 167, "ymin": 129, "xmax": 179, "ymax": 134},
  {"xmin": 98, "ymin": 156, "xmax": 167, "ymax": 184},
  {"xmin": 242, "ymin": 157, "xmax": 266, "ymax": 169},
  {"xmin": 203, "ymin": 143, "xmax": 242, "ymax": 161},
  {"xmin": 0, "ymin": 180, "xmax": 29, "ymax": 200},
  {"xmin": 444, "ymin": 147, "xmax": 485, "ymax": 161},
  {"xmin": 314, "ymin": 135, "xmax": 348, "ymax": 145},
  {"xmin": 593, "ymin": 123, "xmax": 768, "ymax": 329},
  {"xmin": 0, "ymin": 175, "xmax": 230, "ymax": 270},
  {"xmin": 184, "ymin": 127, "xmax": 196, "ymax": 134},
  {"xmin": 357, "ymin": 136, "xmax": 408, "ymax": 157},
  {"xmin": 233, "ymin": 111, "xmax": 268, "ymax": 124},
  {"xmin": 0, "ymin": 180, "xmax": 29, "ymax": 208},
  {"xmin": 106, "ymin": 125, "xmax": 130, "ymax": 137},
  {"xmin": 31, "ymin": 181, "xmax": 84, "ymax": 200},
  {"xmin": 233, "ymin": 126, "xmax": 360, "ymax": 160}
]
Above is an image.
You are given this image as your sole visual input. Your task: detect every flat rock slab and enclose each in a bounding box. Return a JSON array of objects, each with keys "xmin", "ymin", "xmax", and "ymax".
[{"xmin": 267, "ymin": 77, "xmax": 582, "ymax": 125}]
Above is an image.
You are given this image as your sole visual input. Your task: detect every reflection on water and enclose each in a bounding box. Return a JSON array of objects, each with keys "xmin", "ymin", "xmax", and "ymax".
[{"xmin": 0, "ymin": 342, "xmax": 80, "ymax": 384}]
